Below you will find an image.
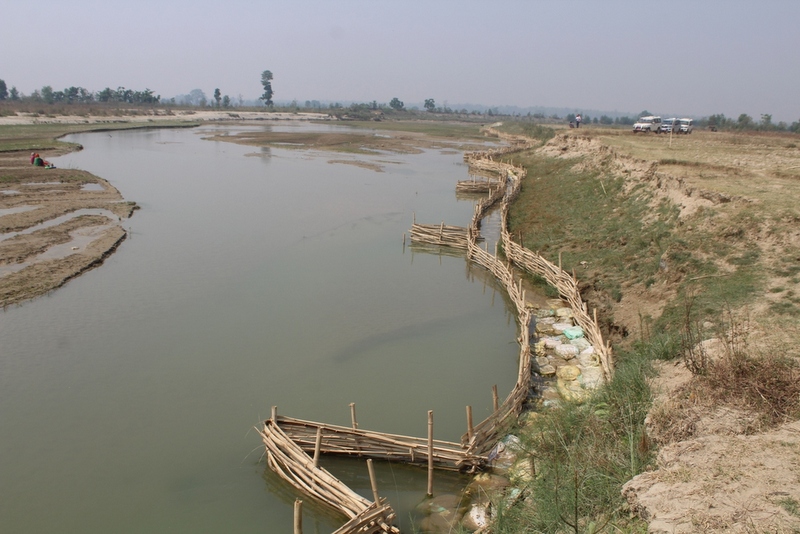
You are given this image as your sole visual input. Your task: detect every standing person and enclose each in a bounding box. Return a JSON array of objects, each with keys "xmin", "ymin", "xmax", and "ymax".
[{"xmin": 576, "ymin": 114, "xmax": 582, "ymax": 128}]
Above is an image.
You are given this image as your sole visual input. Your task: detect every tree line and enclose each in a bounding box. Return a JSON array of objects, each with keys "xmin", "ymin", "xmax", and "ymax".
[{"xmin": 0, "ymin": 80, "xmax": 160, "ymax": 105}]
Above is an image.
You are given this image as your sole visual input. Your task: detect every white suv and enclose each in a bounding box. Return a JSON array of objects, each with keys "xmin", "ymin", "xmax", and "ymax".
[
  {"xmin": 678, "ymin": 118, "xmax": 693, "ymax": 134},
  {"xmin": 633, "ymin": 116, "xmax": 662, "ymax": 133}
]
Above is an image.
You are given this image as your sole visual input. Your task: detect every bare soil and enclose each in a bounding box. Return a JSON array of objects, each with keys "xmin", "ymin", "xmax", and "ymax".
[{"xmin": 0, "ymin": 148, "xmax": 136, "ymax": 307}]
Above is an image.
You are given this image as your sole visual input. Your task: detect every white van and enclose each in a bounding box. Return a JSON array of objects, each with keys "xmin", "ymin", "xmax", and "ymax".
[
  {"xmin": 660, "ymin": 118, "xmax": 679, "ymax": 133},
  {"xmin": 678, "ymin": 118, "xmax": 694, "ymax": 134},
  {"xmin": 633, "ymin": 116, "xmax": 662, "ymax": 133}
]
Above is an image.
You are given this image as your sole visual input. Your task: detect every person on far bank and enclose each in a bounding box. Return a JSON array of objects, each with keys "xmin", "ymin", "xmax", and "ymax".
[{"xmin": 575, "ymin": 114, "xmax": 582, "ymax": 128}]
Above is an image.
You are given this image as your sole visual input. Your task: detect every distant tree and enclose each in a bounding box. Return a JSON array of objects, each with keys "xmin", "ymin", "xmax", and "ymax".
[
  {"xmin": 214, "ymin": 88, "xmax": 221, "ymax": 107},
  {"xmin": 389, "ymin": 97, "xmax": 404, "ymax": 111},
  {"xmin": 593, "ymin": 117, "xmax": 599, "ymax": 124},
  {"xmin": 639, "ymin": 110, "xmax": 652, "ymax": 117},
  {"xmin": 41, "ymin": 85, "xmax": 54, "ymax": 104},
  {"xmin": 790, "ymin": 120, "xmax": 800, "ymax": 134},
  {"xmin": 760, "ymin": 114, "xmax": 773, "ymax": 130},
  {"xmin": 97, "ymin": 87, "xmax": 113, "ymax": 102},
  {"xmin": 0, "ymin": 79, "xmax": 7, "ymax": 100},
  {"xmin": 737, "ymin": 113, "xmax": 754, "ymax": 129},
  {"xmin": 260, "ymin": 70, "xmax": 274, "ymax": 107},
  {"xmin": 188, "ymin": 89, "xmax": 207, "ymax": 106},
  {"xmin": 599, "ymin": 115, "xmax": 613, "ymax": 125},
  {"xmin": 9, "ymin": 86, "xmax": 19, "ymax": 100},
  {"xmin": 424, "ymin": 98, "xmax": 435, "ymax": 112},
  {"xmin": 566, "ymin": 113, "xmax": 576, "ymax": 123},
  {"xmin": 222, "ymin": 95, "xmax": 231, "ymax": 108}
]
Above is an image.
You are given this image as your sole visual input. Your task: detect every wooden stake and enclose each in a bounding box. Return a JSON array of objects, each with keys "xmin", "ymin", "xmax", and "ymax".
[
  {"xmin": 466, "ymin": 406, "xmax": 474, "ymax": 443},
  {"xmin": 349, "ymin": 403, "xmax": 358, "ymax": 430},
  {"xmin": 294, "ymin": 499, "xmax": 303, "ymax": 534},
  {"xmin": 492, "ymin": 385, "xmax": 499, "ymax": 412},
  {"xmin": 313, "ymin": 427, "xmax": 322, "ymax": 467},
  {"xmin": 427, "ymin": 410, "xmax": 434, "ymax": 497},
  {"xmin": 367, "ymin": 459, "xmax": 380, "ymax": 504},
  {"xmin": 271, "ymin": 405, "xmax": 277, "ymax": 423}
]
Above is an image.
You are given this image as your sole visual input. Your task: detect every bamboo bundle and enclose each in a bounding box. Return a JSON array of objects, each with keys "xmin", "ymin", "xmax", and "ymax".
[
  {"xmin": 332, "ymin": 501, "xmax": 400, "ymax": 534},
  {"xmin": 259, "ymin": 420, "xmax": 388, "ymax": 525},
  {"xmin": 410, "ymin": 223, "xmax": 471, "ymax": 250},
  {"xmin": 455, "ymin": 179, "xmax": 501, "ymax": 194}
]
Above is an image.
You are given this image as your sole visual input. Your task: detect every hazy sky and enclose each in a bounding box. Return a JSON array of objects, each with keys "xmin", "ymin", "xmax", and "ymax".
[{"xmin": 3, "ymin": 0, "xmax": 798, "ymax": 122}]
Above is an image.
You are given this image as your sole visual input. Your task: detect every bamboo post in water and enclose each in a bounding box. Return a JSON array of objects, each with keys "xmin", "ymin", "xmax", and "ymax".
[
  {"xmin": 313, "ymin": 427, "xmax": 322, "ymax": 467},
  {"xmin": 294, "ymin": 499, "xmax": 303, "ymax": 534},
  {"xmin": 466, "ymin": 406, "xmax": 474, "ymax": 443},
  {"xmin": 427, "ymin": 410, "xmax": 434, "ymax": 497},
  {"xmin": 492, "ymin": 385, "xmax": 499, "ymax": 413},
  {"xmin": 349, "ymin": 403, "xmax": 358, "ymax": 430},
  {"xmin": 367, "ymin": 459, "xmax": 380, "ymax": 504},
  {"xmin": 271, "ymin": 405, "xmax": 278, "ymax": 423}
]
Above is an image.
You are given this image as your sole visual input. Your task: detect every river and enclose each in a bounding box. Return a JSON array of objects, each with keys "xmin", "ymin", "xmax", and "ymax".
[{"xmin": 0, "ymin": 122, "xmax": 520, "ymax": 532}]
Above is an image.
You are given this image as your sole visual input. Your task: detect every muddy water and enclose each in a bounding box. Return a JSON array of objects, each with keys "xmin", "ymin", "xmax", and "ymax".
[{"xmin": 0, "ymin": 123, "xmax": 519, "ymax": 533}]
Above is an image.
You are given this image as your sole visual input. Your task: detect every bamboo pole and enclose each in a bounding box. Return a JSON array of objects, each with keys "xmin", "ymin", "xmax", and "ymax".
[
  {"xmin": 427, "ymin": 410, "xmax": 434, "ymax": 497},
  {"xmin": 349, "ymin": 403, "xmax": 358, "ymax": 430},
  {"xmin": 466, "ymin": 406, "xmax": 474, "ymax": 443},
  {"xmin": 366, "ymin": 459, "xmax": 380, "ymax": 504},
  {"xmin": 294, "ymin": 499, "xmax": 303, "ymax": 534},
  {"xmin": 313, "ymin": 427, "xmax": 323, "ymax": 467},
  {"xmin": 271, "ymin": 405, "xmax": 278, "ymax": 422},
  {"xmin": 492, "ymin": 385, "xmax": 499, "ymax": 412}
]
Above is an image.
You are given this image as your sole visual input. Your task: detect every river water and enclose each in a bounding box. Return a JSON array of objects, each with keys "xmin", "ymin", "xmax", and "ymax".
[{"xmin": 0, "ymin": 123, "xmax": 520, "ymax": 533}]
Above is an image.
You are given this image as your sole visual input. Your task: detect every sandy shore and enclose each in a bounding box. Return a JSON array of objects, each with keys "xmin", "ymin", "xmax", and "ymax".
[{"xmin": 0, "ymin": 109, "xmax": 332, "ymax": 126}]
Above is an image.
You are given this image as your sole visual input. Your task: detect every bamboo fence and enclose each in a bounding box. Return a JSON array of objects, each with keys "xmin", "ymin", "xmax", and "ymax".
[
  {"xmin": 272, "ymin": 415, "xmax": 486, "ymax": 471},
  {"xmin": 259, "ymin": 124, "xmax": 613, "ymax": 533}
]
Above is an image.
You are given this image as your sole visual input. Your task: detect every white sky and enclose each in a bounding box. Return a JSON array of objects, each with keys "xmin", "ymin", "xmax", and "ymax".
[{"xmin": 3, "ymin": 0, "xmax": 798, "ymax": 122}]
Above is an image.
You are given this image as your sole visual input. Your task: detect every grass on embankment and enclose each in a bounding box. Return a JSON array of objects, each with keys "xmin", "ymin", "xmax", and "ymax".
[{"xmin": 486, "ymin": 123, "xmax": 800, "ymax": 532}]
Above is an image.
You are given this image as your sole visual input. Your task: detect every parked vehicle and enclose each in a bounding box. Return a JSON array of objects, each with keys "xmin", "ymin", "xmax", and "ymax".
[
  {"xmin": 660, "ymin": 118, "xmax": 679, "ymax": 133},
  {"xmin": 633, "ymin": 116, "xmax": 662, "ymax": 133},
  {"xmin": 678, "ymin": 118, "xmax": 694, "ymax": 134}
]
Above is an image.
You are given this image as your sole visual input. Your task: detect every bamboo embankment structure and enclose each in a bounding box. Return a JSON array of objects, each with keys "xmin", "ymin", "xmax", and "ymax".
[{"xmin": 259, "ymin": 125, "xmax": 613, "ymax": 533}]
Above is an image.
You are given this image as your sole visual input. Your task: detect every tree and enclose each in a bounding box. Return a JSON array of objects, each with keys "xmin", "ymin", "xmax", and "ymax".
[
  {"xmin": 389, "ymin": 97, "xmax": 404, "ymax": 111},
  {"xmin": 9, "ymin": 86, "xmax": 19, "ymax": 100},
  {"xmin": 260, "ymin": 70, "xmax": 274, "ymax": 107},
  {"xmin": 214, "ymin": 88, "xmax": 221, "ymax": 107},
  {"xmin": 41, "ymin": 85, "xmax": 54, "ymax": 104},
  {"xmin": 222, "ymin": 95, "xmax": 231, "ymax": 108},
  {"xmin": 737, "ymin": 113, "xmax": 754, "ymax": 129},
  {"xmin": 424, "ymin": 98, "xmax": 435, "ymax": 112},
  {"xmin": 0, "ymin": 79, "xmax": 7, "ymax": 100},
  {"xmin": 760, "ymin": 114, "xmax": 773, "ymax": 130}
]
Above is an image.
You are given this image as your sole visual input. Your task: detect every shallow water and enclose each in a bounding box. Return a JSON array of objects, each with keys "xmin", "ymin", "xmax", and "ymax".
[{"xmin": 0, "ymin": 123, "xmax": 520, "ymax": 533}]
